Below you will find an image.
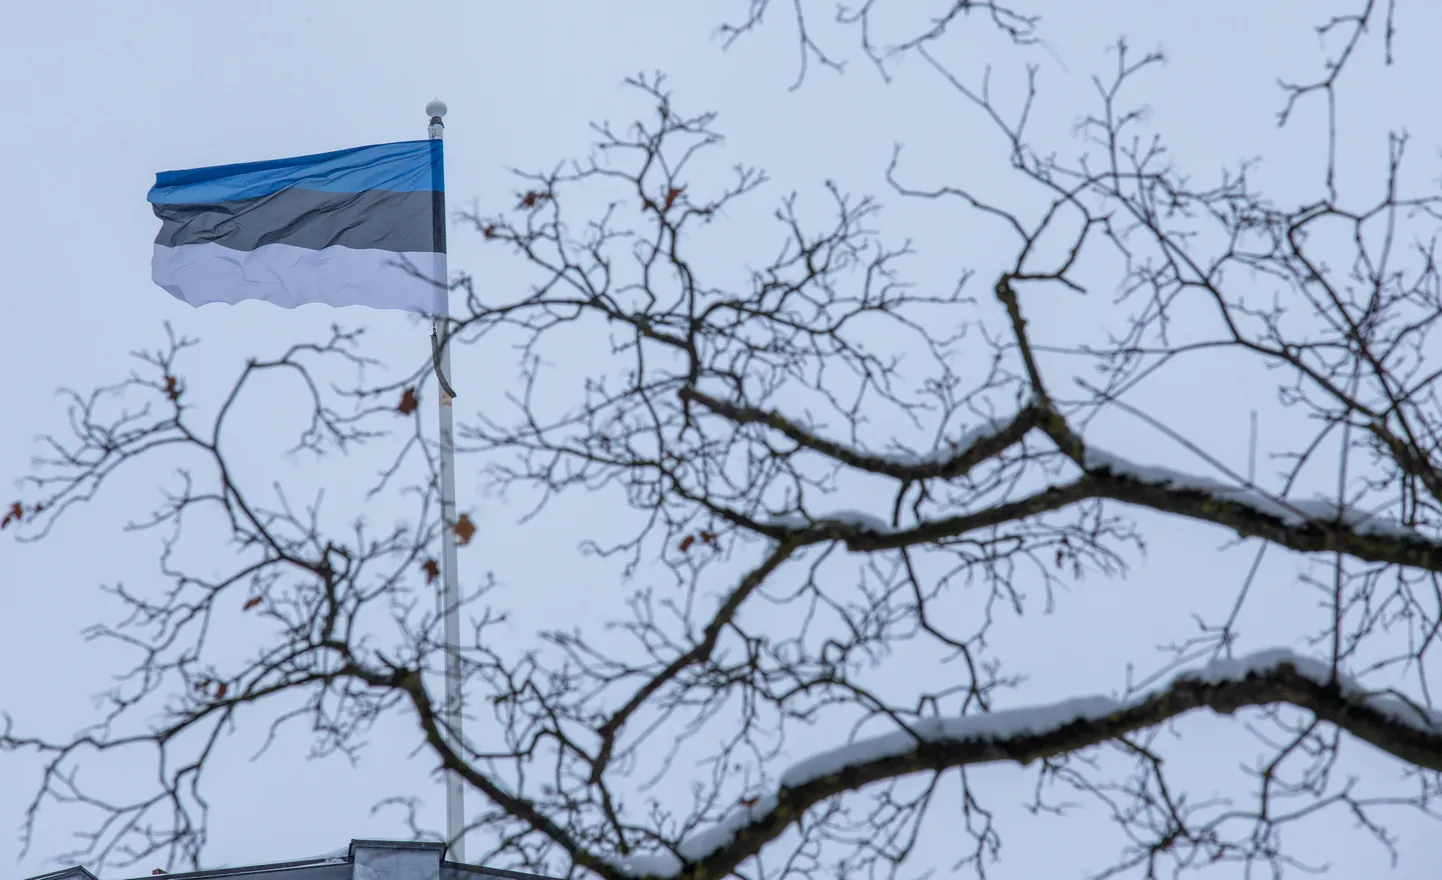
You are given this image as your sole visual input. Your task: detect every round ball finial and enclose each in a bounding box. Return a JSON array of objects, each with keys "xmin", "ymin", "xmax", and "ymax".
[{"xmin": 426, "ymin": 99, "xmax": 448, "ymax": 119}]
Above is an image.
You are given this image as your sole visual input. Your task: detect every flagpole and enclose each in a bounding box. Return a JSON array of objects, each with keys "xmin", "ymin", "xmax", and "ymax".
[{"xmin": 426, "ymin": 97, "xmax": 466, "ymax": 864}]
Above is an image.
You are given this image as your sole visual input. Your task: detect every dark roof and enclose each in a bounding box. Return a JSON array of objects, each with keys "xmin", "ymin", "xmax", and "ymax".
[{"xmin": 22, "ymin": 840, "xmax": 558, "ymax": 880}]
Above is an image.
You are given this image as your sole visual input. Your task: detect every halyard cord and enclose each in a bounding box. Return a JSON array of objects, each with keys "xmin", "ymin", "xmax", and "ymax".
[{"xmin": 432, "ymin": 327, "xmax": 457, "ymax": 399}]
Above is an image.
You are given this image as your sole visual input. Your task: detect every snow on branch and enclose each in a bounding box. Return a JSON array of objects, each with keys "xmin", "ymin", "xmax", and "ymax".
[
  {"xmin": 686, "ymin": 384, "xmax": 1430, "ymax": 546},
  {"xmin": 763, "ymin": 508, "xmax": 897, "ymax": 534},
  {"xmin": 608, "ymin": 649, "xmax": 1442, "ymax": 879},
  {"xmin": 687, "ymin": 389, "xmax": 1442, "ymax": 570},
  {"xmin": 678, "ymin": 386, "xmax": 1037, "ymax": 482},
  {"xmin": 1084, "ymin": 447, "xmax": 1414, "ymax": 539},
  {"xmin": 756, "ymin": 454, "xmax": 1441, "ymax": 572},
  {"xmin": 764, "ymin": 458, "xmax": 1421, "ymax": 549},
  {"xmin": 757, "ymin": 479, "xmax": 1097, "ymax": 551}
]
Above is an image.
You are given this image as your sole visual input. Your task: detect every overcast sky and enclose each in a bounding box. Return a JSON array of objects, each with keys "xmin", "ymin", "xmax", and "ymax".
[{"xmin": 3, "ymin": 3, "xmax": 1442, "ymax": 879}]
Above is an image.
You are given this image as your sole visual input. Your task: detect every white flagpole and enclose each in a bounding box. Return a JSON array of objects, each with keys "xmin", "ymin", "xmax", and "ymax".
[{"xmin": 426, "ymin": 97, "xmax": 466, "ymax": 863}]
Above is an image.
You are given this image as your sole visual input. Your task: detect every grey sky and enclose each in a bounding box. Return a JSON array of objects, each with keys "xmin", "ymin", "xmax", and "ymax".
[{"xmin": 3, "ymin": 2, "xmax": 1441, "ymax": 878}]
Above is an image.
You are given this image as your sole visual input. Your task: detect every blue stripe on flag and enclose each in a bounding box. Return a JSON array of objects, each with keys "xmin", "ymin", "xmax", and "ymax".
[{"xmin": 149, "ymin": 140, "xmax": 443, "ymax": 205}]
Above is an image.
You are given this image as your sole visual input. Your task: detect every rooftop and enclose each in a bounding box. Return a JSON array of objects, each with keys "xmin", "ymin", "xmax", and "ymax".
[{"xmin": 23, "ymin": 840, "xmax": 556, "ymax": 880}]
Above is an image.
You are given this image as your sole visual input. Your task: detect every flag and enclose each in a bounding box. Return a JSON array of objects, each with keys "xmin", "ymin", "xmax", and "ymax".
[{"xmin": 148, "ymin": 140, "xmax": 445, "ymax": 314}]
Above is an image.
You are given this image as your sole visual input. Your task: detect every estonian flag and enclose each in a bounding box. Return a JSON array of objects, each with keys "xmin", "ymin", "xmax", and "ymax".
[{"xmin": 147, "ymin": 140, "xmax": 446, "ymax": 314}]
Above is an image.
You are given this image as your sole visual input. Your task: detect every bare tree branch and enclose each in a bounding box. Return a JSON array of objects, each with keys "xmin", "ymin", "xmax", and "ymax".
[{"xmin": 6, "ymin": 5, "xmax": 1442, "ymax": 880}]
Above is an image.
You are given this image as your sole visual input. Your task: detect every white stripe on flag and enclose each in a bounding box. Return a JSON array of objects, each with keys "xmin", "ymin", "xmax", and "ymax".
[{"xmin": 152, "ymin": 242, "xmax": 447, "ymax": 314}]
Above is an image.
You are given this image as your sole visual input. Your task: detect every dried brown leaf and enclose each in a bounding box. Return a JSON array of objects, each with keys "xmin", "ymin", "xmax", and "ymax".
[
  {"xmin": 454, "ymin": 513, "xmax": 477, "ymax": 546},
  {"xmin": 397, "ymin": 387, "xmax": 419, "ymax": 416},
  {"xmin": 663, "ymin": 186, "xmax": 685, "ymax": 212}
]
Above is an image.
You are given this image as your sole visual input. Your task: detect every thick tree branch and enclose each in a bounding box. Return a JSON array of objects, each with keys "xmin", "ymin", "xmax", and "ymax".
[
  {"xmin": 615, "ymin": 651, "xmax": 1442, "ymax": 878},
  {"xmin": 679, "ymin": 386, "xmax": 1040, "ymax": 482}
]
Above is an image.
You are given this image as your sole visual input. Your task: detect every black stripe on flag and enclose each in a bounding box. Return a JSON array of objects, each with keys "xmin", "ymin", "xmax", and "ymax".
[{"xmin": 152, "ymin": 187, "xmax": 437, "ymax": 254}]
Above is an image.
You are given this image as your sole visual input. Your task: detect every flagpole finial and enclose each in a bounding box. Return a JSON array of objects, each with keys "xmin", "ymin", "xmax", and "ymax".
[{"xmin": 426, "ymin": 99, "xmax": 448, "ymax": 121}]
